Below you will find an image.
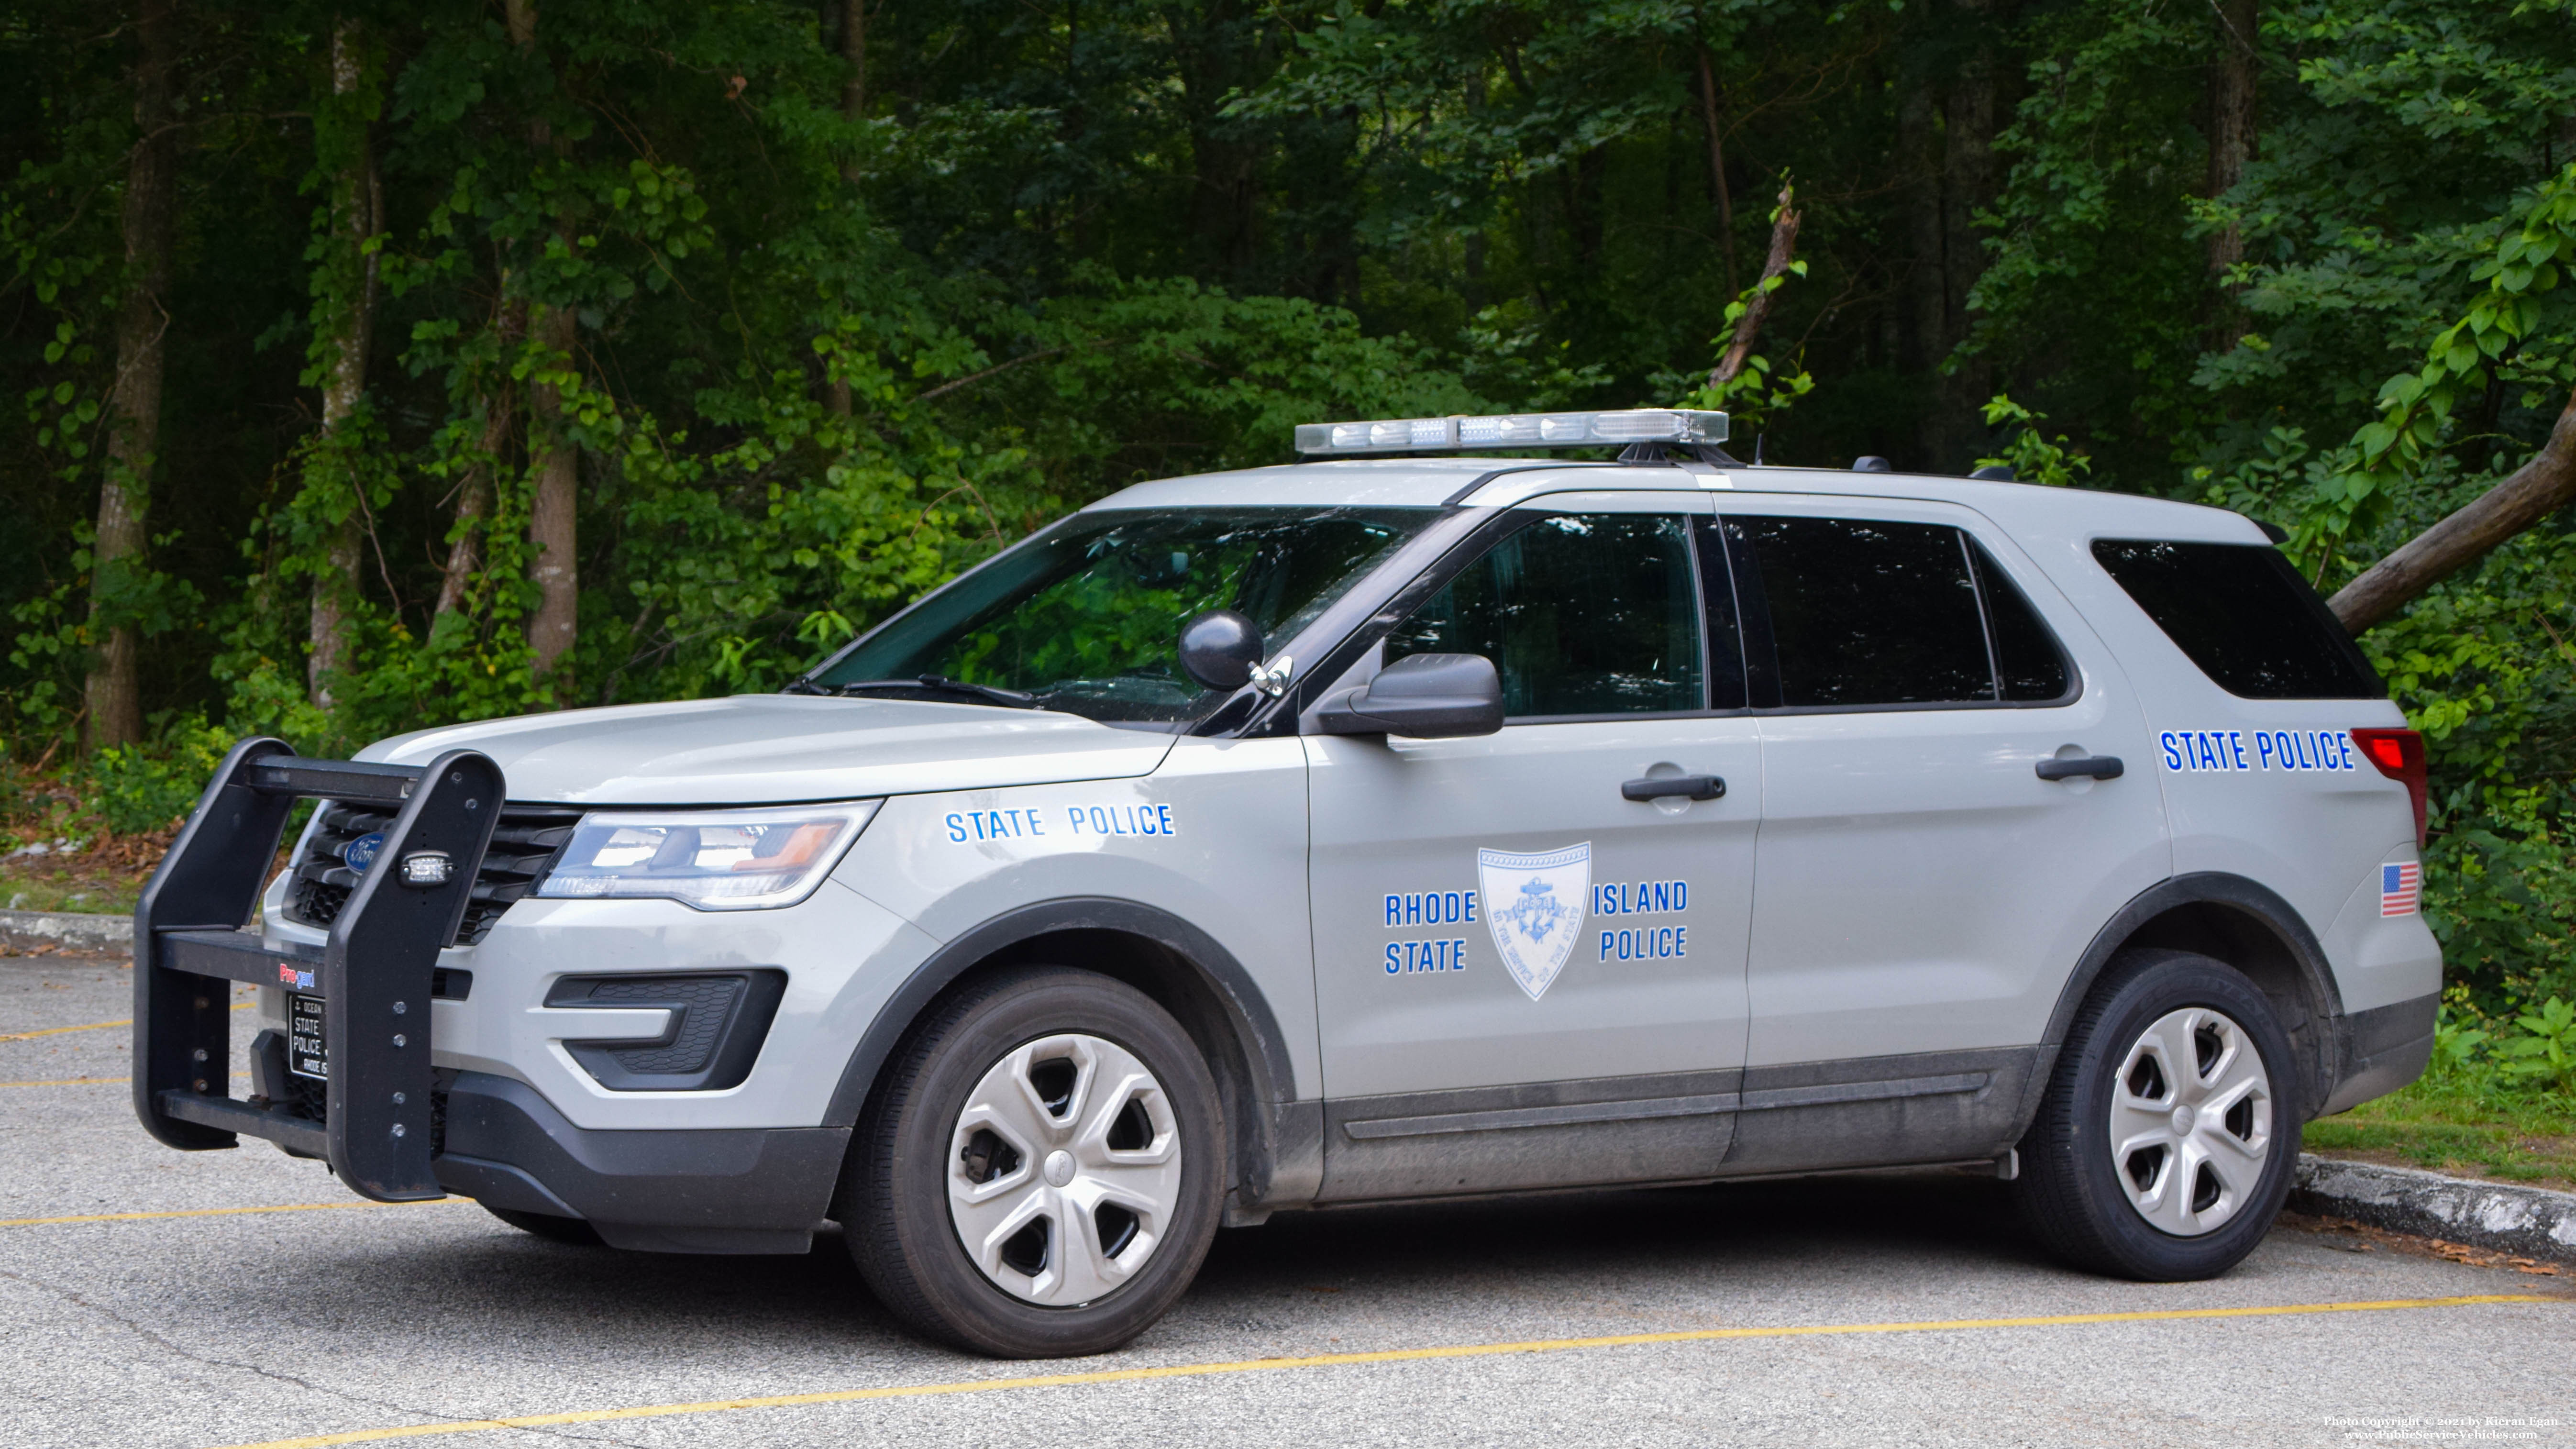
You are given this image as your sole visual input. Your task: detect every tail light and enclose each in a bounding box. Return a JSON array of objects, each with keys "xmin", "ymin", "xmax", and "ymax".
[{"xmin": 2352, "ymin": 728, "xmax": 2428, "ymax": 846}]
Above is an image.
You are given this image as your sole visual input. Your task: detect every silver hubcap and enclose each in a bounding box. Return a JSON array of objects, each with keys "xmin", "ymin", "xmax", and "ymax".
[
  {"xmin": 946, "ymin": 1033, "xmax": 1182, "ymax": 1306},
  {"xmin": 2109, "ymin": 1006, "xmax": 2273, "ymax": 1237}
]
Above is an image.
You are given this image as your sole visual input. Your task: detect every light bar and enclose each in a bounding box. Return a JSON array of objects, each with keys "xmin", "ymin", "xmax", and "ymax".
[{"xmin": 1294, "ymin": 409, "xmax": 1729, "ymax": 456}]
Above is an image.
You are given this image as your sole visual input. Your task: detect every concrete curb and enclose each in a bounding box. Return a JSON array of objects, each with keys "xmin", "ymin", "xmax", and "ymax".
[
  {"xmin": 2292, "ymin": 1154, "xmax": 2576, "ymax": 1263},
  {"xmin": 0, "ymin": 908, "xmax": 132, "ymax": 958}
]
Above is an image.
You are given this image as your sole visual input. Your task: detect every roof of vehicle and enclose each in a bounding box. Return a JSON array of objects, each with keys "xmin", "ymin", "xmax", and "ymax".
[{"xmin": 1092, "ymin": 457, "xmax": 2268, "ymax": 546}]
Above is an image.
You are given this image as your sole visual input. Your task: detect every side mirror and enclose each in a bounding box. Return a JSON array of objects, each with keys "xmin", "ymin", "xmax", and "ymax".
[
  {"xmin": 1314, "ymin": 653, "xmax": 1504, "ymax": 739},
  {"xmin": 1178, "ymin": 609, "xmax": 1265, "ymax": 690}
]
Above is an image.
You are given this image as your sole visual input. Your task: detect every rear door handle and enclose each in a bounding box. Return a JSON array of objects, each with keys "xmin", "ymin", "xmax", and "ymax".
[
  {"xmin": 1622, "ymin": 774, "xmax": 1725, "ymax": 802},
  {"xmin": 2035, "ymin": 755, "xmax": 2123, "ymax": 781}
]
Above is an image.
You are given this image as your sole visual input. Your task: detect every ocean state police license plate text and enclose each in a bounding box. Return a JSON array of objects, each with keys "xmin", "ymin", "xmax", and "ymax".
[{"xmin": 287, "ymin": 994, "xmax": 328, "ymax": 1080}]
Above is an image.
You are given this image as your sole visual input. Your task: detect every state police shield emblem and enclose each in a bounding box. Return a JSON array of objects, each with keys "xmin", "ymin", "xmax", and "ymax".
[{"xmin": 1477, "ymin": 843, "xmax": 1592, "ymax": 1001}]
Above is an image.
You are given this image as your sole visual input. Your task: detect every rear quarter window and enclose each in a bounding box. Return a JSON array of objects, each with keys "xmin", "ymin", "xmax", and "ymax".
[{"xmin": 2091, "ymin": 539, "xmax": 2384, "ymax": 699}]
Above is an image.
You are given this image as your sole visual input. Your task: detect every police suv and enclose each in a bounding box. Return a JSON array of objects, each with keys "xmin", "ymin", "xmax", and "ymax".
[{"xmin": 132, "ymin": 409, "xmax": 2438, "ymax": 1357}]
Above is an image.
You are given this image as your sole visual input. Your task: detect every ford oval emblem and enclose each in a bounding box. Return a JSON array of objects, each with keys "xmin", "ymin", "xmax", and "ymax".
[{"xmin": 343, "ymin": 831, "xmax": 386, "ymax": 874}]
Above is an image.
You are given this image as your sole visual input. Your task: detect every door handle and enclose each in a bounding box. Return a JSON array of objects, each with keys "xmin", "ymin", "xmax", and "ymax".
[
  {"xmin": 1622, "ymin": 774, "xmax": 1725, "ymax": 802},
  {"xmin": 2035, "ymin": 755, "xmax": 2123, "ymax": 781}
]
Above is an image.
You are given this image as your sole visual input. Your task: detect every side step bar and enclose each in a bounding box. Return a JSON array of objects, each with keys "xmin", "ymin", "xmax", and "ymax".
[{"xmin": 133, "ymin": 737, "xmax": 505, "ymax": 1202}]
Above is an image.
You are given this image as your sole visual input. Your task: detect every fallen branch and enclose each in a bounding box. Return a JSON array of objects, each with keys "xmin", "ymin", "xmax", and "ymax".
[
  {"xmin": 1708, "ymin": 182, "xmax": 1802, "ymax": 392},
  {"xmin": 2328, "ymin": 386, "xmax": 2576, "ymax": 634}
]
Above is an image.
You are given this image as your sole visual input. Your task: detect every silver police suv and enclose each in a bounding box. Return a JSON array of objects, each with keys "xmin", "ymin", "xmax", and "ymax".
[{"xmin": 133, "ymin": 410, "xmax": 2438, "ymax": 1357}]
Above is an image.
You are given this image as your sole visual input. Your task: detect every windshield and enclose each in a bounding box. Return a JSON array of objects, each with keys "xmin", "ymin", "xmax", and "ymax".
[{"xmin": 808, "ymin": 507, "xmax": 1440, "ymax": 724}]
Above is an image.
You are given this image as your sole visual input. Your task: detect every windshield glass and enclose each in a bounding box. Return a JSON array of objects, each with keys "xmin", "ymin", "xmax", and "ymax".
[{"xmin": 809, "ymin": 507, "xmax": 1439, "ymax": 724}]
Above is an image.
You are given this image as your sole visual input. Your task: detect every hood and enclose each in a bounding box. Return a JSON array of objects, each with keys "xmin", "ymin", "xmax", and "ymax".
[{"xmin": 355, "ymin": 694, "xmax": 1178, "ymax": 806}]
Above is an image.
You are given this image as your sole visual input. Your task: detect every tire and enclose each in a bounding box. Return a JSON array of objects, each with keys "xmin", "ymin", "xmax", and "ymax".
[
  {"xmin": 482, "ymin": 1203, "xmax": 606, "ymax": 1246},
  {"xmin": 842, "ymin": 966, "xmax": 1225, "ymax": 1357},
  {"xmin": 2012, "ymin": 948, "xmax": 2301, "ymax": 1280}
]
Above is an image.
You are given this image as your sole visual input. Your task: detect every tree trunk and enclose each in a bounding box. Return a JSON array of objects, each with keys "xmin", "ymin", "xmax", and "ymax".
[
  {"xmin": 432, "ymin": 369, "xmax": 515, "ymax": 621},
  {"xmin": 1935, "ymin": 0, "xmax": 1998, "ymax": 471},
  {"xmin": 2204, "ymin": 0, "xmax": 2259, "ymax": 352},
  {"xmin": 506, "ymin": 0, "xmax": 579, "ymax": 698},
  {"xmin": 827, "ymin": 0, "xmax": 869, "ymax": 415},
  {"xmin": 1169, "ymin": 1, "xmax": 1264, "ymax": 281},
  {"xmin": 1695, "ymin": 44, "xmax": 1737, "ymax": 298},
  {"xmin": 525, "ymin": 302, "xmax": 580, "ymax": 694},
  {"xmin": 842, "ymin": 0, "xmax": 868, "ymax": 179},
  {"xmin": 84, "ymin": 0, "xmax": 180, "ymax": 752},
  {"xmin": 307, "ymin": 16, "xmax": 376, "ymax": 710},
  {"xmin": 1897, "ymin": 71, "xmax": 1947, "ymax": 463},
  {"xmin": 2327, "ymin": 387, "xmax": 2576, "ymax": 634}
]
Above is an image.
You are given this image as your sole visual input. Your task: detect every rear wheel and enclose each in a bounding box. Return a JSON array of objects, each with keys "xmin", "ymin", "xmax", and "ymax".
[
  {"xmin": 482, "ymin": 1204, "xmax": 604, "ymax": 1246},
  {"xmin": 2013, "ymin": 949, "xmax": 2299, "ymax": 1280},
  {"xmin": 843, "ymin": 966, "xmax": 1224, "ymax": 1357}
]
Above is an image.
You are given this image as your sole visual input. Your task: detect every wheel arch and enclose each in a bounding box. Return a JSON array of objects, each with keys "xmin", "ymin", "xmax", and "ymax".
[
  {"xmin": 822, "ymin": 897, "xmax": 1306, "ymax": 1215},
  {"xmin": 2021, "ymin": 873, "xmax": 2347, "ymax": 1134}
]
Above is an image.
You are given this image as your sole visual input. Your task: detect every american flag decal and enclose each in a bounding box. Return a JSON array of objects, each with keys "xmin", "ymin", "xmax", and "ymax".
[{"xmin": 2381, "ymin": 862, "xmax": 2421, "ymax": 917}]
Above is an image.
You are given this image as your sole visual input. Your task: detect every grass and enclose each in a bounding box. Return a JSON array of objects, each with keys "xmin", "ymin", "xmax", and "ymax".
[
  {"xmin": 0, "ymin": 872, "xmax": 142, "ymax": 916},
  {"xmin": 2304, "ymin": 1074, "xmax": 2576, "ymax": 1193},
  {"xmin": 0, "ymin": 828, "xmax": 170, "ymax": 918}
]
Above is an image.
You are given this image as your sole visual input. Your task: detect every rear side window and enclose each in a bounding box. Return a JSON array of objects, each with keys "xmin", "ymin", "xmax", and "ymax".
[
  {"xmin": 2091, "ymin": 540, "xmax": 2383, "ymax": 699},
  {"xmin": 1727, "ymin": 516, "xmax": 2073, "ymax": 708}
]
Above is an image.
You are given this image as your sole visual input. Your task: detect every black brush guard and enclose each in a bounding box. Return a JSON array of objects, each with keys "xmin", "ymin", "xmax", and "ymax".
[{"xmin": 133, "ymin": 737, "xmax": 504, "ymax": 1202}]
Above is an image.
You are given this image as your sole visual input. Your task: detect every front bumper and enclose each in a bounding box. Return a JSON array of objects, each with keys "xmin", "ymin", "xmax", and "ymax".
[
  {"xmin": 435, "ymin": 1072, "xmax": 847, "ymax": 1253},
  {"xmin": 138, "ymin": 741, "xmax": 927, "ymax": 1244}
]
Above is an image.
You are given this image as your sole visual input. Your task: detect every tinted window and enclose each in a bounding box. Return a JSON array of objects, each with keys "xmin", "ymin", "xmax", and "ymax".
[
  {"xmin": 1970, "ymin": 541, "xmax": 2072, "ymax": 701},
  {"xmin": 1388, "ymin": 512, "xmax": 1703, "ymax": 717},
  {"xmin": 2092, "ymin": 540, "xmax": 2383, "ymax": 699},
  {"xmin": 1734, "ymin": 517, "xmax": 1995, "ymax": 706}
]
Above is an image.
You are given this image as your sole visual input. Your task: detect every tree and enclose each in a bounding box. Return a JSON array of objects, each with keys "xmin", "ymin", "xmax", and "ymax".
[
  {"xmin": 304, "ymin": 16, "xmax": 381, "ymax": 709},
  {"xmin": 2202, "ymin": 0, "xmax": 2257, "ymax": 351},
  {"xmin": 83, "ymin": 0, "xmax": 180, "ymax": 751}
]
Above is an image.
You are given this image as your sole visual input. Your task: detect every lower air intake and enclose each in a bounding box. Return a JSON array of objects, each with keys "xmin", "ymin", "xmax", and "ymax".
[{"xmin": 543, "ymin": 971, "xmax": 788, "ymax": 1092}]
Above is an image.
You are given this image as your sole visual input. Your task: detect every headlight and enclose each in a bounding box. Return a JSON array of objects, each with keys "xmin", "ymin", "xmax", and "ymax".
[{"xmin": 532, "ymin": 802, "xmax": 880, "ymax": 911}]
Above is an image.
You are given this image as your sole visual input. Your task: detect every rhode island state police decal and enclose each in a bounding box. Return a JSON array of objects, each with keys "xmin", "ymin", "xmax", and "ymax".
[{"xmin": 1477, "ymin": 843, "xmax": 1592, "ymax": 1001}]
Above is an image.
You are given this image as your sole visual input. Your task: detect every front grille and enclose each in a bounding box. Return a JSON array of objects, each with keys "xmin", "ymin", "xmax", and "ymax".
[{"xmin": 283, "ymin": 801, "xmax": 583, "ymax": 944}]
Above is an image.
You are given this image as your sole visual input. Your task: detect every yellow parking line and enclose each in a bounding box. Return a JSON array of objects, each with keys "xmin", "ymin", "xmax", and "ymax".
[
  {"xmin": 1, "ymin": 1197, "xmax": 464, "ymax": 1229},
  {"xmin": 0, "ymin": 1071, "xmax": 250, "ymax": 1088},
  {"xmin": 210, "ymin": 1293, "xmax": 2557, "ymax": 1449},
  {"xmin": 0, "ymin": 1000, "xmax": 253, "ymax": 1044},
  {"xmin": 0, "ymin": 1017, "xmax": 132, "ymax": 1042}
]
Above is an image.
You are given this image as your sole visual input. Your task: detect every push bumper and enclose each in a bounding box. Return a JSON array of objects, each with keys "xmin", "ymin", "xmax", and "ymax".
[{"xmin": 136, "ymin": 739, "xmax": 503, "ymax": 1202}]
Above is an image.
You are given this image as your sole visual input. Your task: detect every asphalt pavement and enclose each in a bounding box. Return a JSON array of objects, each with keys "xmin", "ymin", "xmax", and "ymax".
[{"xmin": 4, "ymin": 953, "xmax": 2568, "ymax": 1449}]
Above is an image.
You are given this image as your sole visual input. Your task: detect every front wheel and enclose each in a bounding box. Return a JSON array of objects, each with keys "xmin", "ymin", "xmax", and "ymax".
[
  {"xmin": 2013, "ymin": 949, "xmax": 2300, "ymax": 1280},
  {"xmin": 842, "ymin": 966, "xmax": 1225, "ymax": 1357}
]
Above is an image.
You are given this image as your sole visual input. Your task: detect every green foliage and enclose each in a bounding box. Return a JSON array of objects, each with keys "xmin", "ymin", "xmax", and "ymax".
[
  {"xmin": 1, "ymin": 0, "xmax": 2576, "ymax": 1110},
  {"xmin": 2499, "ymin": 997, "xmax": 2576, "ymax": 1094},
  {"xmin": 83, "ymin": 714, "xmax": 233, "ymax": 835},
  {"xmin": 1974, "ymin": 397, "xmax": 2093, "ymax": 487},
  {"xmin": 1664, "ymin": 249, "xmax": 1817, "ymax": 434}
]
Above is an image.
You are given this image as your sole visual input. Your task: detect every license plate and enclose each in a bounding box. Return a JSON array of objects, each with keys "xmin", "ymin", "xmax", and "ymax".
[{"xmin": 287, "ymin": 994, "xmax": 328, "ymax": 1080}]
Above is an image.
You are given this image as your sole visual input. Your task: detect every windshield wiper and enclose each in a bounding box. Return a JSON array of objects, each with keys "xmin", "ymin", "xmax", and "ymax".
[{"xmin": 827, "ymin": 675, "xmax": 1044, "ymax": 709}]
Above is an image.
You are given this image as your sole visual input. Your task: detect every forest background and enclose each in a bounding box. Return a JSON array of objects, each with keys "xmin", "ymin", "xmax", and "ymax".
[{"xmin": 7, "ymin": 0, "xmax": 2576, "ymax": 1120}]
